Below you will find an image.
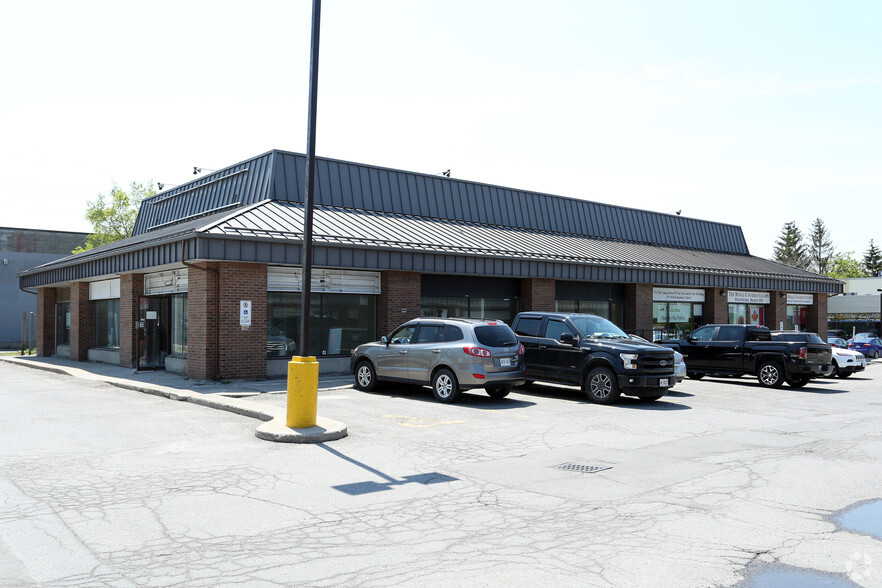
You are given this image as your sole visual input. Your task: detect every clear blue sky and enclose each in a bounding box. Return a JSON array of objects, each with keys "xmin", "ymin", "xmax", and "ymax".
[{"xmin": 2, "ymin": 0, "xmax": 880, "ymax": 260}]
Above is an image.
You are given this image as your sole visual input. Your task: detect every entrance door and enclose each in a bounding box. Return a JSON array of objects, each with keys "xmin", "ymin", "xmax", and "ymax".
[{"xmin": 139, "ymin": 297, "xmax": 170, "ymax": 370}]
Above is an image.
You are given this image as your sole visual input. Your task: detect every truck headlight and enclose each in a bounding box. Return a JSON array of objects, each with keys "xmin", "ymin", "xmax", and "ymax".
[{"xmin": 620, "ymin": 353, "xmax": 639, "ymax": 370}]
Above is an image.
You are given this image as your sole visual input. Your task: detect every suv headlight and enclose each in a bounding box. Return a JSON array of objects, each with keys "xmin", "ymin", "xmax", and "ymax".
[{"xmin": 620, "ymin": 353, "xmax": 639, "ymax": 370}]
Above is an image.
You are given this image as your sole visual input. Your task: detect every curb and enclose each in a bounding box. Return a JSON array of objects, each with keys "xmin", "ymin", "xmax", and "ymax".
[{"xmin": 0, "ymin": 356, "xmax": 348, "ymax": 444}]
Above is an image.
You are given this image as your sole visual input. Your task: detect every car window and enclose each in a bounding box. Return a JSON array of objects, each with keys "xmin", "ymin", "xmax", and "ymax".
[
  {"xmin": 389, "ymin": 325, "xmax": 416, "ymax": 344},
  {"xmin": 690, "ymin": 326, "xmax": 715, "ymax": 341},
  {"xmin": 474, "ymin": 325, "xmax": 518, "ymax": 347},
  {"xmin": 414, "ymin": 324, "xmax": 444, "ymax": 344},
  {"xmin": 571, "ymin": 316, "xmax": 627, "ymax": 339},
  {"xmin": 717, "ymin": 326, "xmax": 743, "ymax": 341},
  {"xmin": 515, "ymin": 317, "xmax": 542, "ymax": 336},
  {"xmin": 445, "ymin": 325, "xmax": 464, "ymax": 342},
  {"xmin": 747, "ymin": 329, "xmax": 771, "ymax": 341},
  {"xmin": 542, "ymin": 319, "xmax": 571, "ymax": 342}
]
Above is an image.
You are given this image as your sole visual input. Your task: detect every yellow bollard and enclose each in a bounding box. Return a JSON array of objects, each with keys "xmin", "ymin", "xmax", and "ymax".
[{"xmin": 286, "ymin": 356, "xmax": 319, "ymax": 429}]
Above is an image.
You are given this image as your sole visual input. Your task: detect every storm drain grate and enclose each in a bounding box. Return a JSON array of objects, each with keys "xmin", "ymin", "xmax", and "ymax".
[{"xmin": 554, "ymin": 462, "xmax": 612, "ymax": 474}]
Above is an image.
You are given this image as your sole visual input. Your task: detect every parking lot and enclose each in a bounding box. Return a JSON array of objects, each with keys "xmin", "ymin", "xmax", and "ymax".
[{"xmin": 2, "ymin": 358, "xmax": 882, "ymax": 587}]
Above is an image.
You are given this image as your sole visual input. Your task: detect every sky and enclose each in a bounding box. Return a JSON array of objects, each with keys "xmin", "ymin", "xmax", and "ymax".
[{"xmin": 1, "ymin": 0, "xmax": 880, "ymax": 260}]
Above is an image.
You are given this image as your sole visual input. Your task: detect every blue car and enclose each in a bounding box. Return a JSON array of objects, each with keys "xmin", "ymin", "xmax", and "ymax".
[{"xmin": 850, "ymin": 336, "xmax": 882, "ymax": 359}]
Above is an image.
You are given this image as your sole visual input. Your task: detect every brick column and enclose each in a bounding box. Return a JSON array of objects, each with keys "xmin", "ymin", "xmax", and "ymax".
[
  {"xmin": 216, "ymin": 262, "xmax": 267, "ymax": 379},
  {"xmin": 704, "ymin": 287, "xmax": 729, "ymax": 324},
  {"xmin": 187, "ymin": 263, "xmax": 219, "ymax": 380},
  {"xmin": 624, "ymin": 283, "xmax": 653, "ymax": 335},
  {"xmin": 70, "ymin": 282, "xmax": 93, "ymax": 362},
  {"xmin": 765, "ymin": 291, "xmax": 787, "ymax": 330},
  {"xmin": 807, "ymin": 293, "xmax": 828, "ymax": 338},
  {"xmin": 520, "ymin": 278, "xmax": 555, "ymax": 312},
  {"xmin": 119, "ymin": 274, "xmax": 144, "ymax": 368},
  {"xmin": 378, "ymin": 271, "xmax": 421, "ymax": 337},
  {"xmin": 36, "ymin": 287, "xmax": 57, "ymax": 356}
]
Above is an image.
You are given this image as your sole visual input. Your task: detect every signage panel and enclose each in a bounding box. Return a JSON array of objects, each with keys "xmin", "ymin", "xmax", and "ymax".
[
  {"xmin": 786, "ymin": 293, "xmax": 814, "ymax": 305},
  {"xmin": 728, "ymin": 290, "xmax": 770, "ymax": 304},
  {"xmin": 653, "ymin": 287, "xmax": 705, "ymax": 302}
]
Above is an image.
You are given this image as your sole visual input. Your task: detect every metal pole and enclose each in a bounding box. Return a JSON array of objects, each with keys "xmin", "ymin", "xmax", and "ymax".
[
  {"xmin": 299, "ymin": 0, "xmax": 321, "ymax": 358},
  {"xmin": 21, "ymin": 311, "xmax": 26, "ymax": 354}
]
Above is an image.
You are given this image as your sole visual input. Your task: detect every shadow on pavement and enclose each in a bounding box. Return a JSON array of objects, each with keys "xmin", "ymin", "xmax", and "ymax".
[
  {"xmin": 703, "ymin": 377, "xmax": 850, "ymax": 394},
  {"xmin": 510, "ymin": 383, "xmax": 691, "ymax": 410},
  {"xmin": 364, "ymin": 385, "xmax": 537, "ymax": 409}
]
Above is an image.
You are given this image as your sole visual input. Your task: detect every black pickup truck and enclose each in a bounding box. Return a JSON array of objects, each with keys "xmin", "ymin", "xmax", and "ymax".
[
  {"xmin": 511, "ymin": 312, "xmax": 677, "ymax": 404},
  {"xmin": 658, "ymin": 324, "xmax": 832, "ymax": 388}
]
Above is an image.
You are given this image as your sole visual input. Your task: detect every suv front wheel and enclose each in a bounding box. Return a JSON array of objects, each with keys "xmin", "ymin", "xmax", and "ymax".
[
  {"xmin": 432, "ymin": 368, "xmax": 462, "ymax": 403},
  {"xmin": 585, "ymin": 366, "xmax": 621, "ymax": 404}
]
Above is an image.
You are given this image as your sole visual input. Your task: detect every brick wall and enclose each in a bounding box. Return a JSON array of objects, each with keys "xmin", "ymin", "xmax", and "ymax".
[
  {"xmin": 69, "ymin": 282, "xmax": 93, "ymax": 361},
  {"xmin": 36, "ymin": 287, "xmax": 57, "ymax": 356},
  {"xmin": 378, "ymin": 271, "xmax": 421, "ymax": 336},
  {"xmin": 807, "ymin": 293, "xmax": 828, "ymax": 338},
  {"xmin": 119, "ymin": 274, "xmax": 144, "ymax": 368},
  {"xmin": 624, "ymin": 283, "xmax": 653, "ymax": 334},
  {"xmin": 187, "ymin": 263, "xmax": 218, "ymax": 379},
  {"xmin": 765, "ymin": 291, "xmax": 787, "ymax": 330},
  {"xmin": 704, "ymin": 288, "xmax": 729, "ymax": 324},
  {"xmin": 217, "ymin": 262, "xmax": 267, "ymax": 379},
  {"xmin": 520, "ymin": 278, "xmax": 555, "ymax": 312}
]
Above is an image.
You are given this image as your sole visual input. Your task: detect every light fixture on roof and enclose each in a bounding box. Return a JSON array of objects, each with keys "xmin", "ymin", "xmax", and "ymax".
[
  {"xmin": 675, "ymin": 210, "xmax": 682, "ymax": 215},
  {"xmin": 193, "ymin": 166, "xmax": 217, "ymax": 175},
  {"xmin": 157, "ymin": 182, "xmax": 178, "ymax": 191},
  {"xmin": 435, "ymin": 169, "xmax": 451, "ymax": 177}
]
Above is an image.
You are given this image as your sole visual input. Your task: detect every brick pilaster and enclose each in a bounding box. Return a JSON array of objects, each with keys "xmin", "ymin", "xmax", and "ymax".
[
  {"xmin": 624, "ymin": 283, "xmax": 653, "ymax": 334},
  {"xmin": 520, "ymin": 278, "xmax": 555, "ymax": 312},
  {"xmin": 704, "ymin": 287, "xmax": 730, "ymax": 324},
  {"xmin": 36, "ymin": 287, "xmax": 57, "ymax": 356},
  {"xmin": 119, "ymin": 274, "xmax": 144, "ymax": 368},
  {"xmin": 807, "ymin": 293, "xmax": 828, "ymax": 338},
  {"xmin": 186, "ymin": 262, "xmax": 219, "ymax": 380},
  {"xmin": 378, "ymin": 271, "xmax": 421, "ymax": 336},
  {"xmin": 70, "ymin": 282, "xmax": 93, "ymax": 361},
  {"xmin": 765, "ymin": 291, "xmax": 788, "ymax": 330},
  {"xmin": 216, "ymin": 262, "xmax": 267, "ymax": 379}
]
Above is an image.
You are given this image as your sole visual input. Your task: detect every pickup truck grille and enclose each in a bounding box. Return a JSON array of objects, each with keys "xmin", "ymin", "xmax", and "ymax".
[{"xmin": 642, "ymin": 351, "xmax": 676, "ymax": 374}]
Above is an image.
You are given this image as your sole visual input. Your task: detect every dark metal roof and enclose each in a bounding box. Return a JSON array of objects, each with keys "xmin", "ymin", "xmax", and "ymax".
[
  {"xmin": 21, "ymin": 199, "xmax": 840, "ymax": 294},
  {"xmin": 132, "ymin": 149, "xmax": 750, "ymax": 255}
]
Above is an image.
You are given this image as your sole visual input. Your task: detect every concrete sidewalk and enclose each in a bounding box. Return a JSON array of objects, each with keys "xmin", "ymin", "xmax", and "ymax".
[{"xmin": 0, "ymin": 354, "xmax": 349, "ymax": 443}]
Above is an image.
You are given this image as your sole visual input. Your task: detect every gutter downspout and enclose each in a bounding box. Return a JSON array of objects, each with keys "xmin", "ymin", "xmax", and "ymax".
[{"xmin": 181, "ymin": 240, "xmax": 220, "ymax": 380}]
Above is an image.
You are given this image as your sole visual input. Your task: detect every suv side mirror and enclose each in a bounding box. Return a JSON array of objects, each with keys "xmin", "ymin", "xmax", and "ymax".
[
  {"xmin": 560, "ymin": 332, "xmax": 577, "ymax": 346},
  {"xmin": 381, "ymin": 336, "xmax": 389, "ymax": 345}
]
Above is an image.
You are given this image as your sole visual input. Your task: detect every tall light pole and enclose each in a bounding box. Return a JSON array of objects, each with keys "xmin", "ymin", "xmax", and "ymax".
[{"xmin": 877, "ymin": 288, "xmax": 882, "ymax": 338}]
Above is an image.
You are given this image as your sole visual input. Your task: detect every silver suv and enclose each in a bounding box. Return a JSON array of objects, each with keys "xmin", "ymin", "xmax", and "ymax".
[{"xmin": 351, "ymin": 318, "xmax": 526, "ymax": 403}]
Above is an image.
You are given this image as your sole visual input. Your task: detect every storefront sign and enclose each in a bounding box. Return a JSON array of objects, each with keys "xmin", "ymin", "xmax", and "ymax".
[
  {"xmin": 728, "ymin": 290, "xmax": 770, "ymax": 304},
  {"xmin": 653, "ymin": 287, "xmax": 705, "ymax": 302},
  {"xmin": 240, "ymin": 300, "xmax": 252, "ymax": 327},
  {"xmin": 787, "ymin": 293, "xmax": 814, "ymax": 305}
]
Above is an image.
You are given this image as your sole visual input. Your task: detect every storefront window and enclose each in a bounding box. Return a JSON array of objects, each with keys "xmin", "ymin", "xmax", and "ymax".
[
  {"xmin": 171, "ymin": 294, "xmax": 188, "ymax": 355},
  {"xmin": 555, "ymin": 282, "xmax": 625, "ymax": 325},
  {"xmin": 728, "ymin": 304, "xmax": 765, "ymax": 326},
  {"xmin": 421, "ymin": 296, "xmax": 517, "ymax": 324},
  {"xmin": 785, "ymin": 305, "xmax": 809, "ymax": 331},
  {"xmin": 93, "ymin": 299, "xmax": 120, "ymax": 349},
  {"xmin": 267, "ymin": 292, "xmax": 376, "ymax": 357},
  {"xmin": 653, "ymin": 302, "xmax": 694, "ymax": 337}
]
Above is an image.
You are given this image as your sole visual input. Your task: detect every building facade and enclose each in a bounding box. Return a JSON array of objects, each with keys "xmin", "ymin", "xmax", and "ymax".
[
  {"xmin": 2, "ymin": 228, "xmax": 88, "ymax": 349},
  {"xmin": 20, "ymin": 149, "xmax": 842, "ymax": 378}
]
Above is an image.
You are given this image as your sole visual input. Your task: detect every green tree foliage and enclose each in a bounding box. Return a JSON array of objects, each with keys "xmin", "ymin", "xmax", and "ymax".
[
  {"xmin": 807, "ymin": 217, "xmax": 835, "ymax": 274},
  {"xmin": 772, "ymin": 221, "xmax": 809, "ymax": 269},
  {"xmin": 73, "ymin": 181, "xmax": 154, "ymax": 254},
  {"xmin": 827, "ymin": 251, "xmax": 868, "ymax": 279},
  {"xmin": 864, "ymin": 239, "xmax": 882, "ymax": 276}
]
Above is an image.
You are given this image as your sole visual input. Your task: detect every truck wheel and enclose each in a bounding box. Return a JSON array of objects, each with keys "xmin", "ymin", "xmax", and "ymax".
[
  {"xmin": 787, "ymin": 377, "xmax": 810, "ymax": 388},
  {"xmin": 485, "ymin": 385, "xmax": 512, "ymax": 399},
  {"xmin": 584, "ymin": 367, "xmax": 621, "ymax": 404},
  {"xmin": 432, "ymin": 368, "xmax": 462, "ymax": 403},
  {"xmin": 757, "ymin": 361, "xmax": 784, "ymax": 388},
  {"xmin": 687, "ymin": 372, "xmax": 704, "ymax": 380},
  {"xmin": 354, "ymin": 360, "xmax": 379, "ymax": 392},
  {"xmin": 828, "ymin": 363, "xmax": 839, "ymax": 378}
]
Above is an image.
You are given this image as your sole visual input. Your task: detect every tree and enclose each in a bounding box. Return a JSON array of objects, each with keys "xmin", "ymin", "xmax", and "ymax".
[
  {"xmin": 807, "ymin": 217, "xmax": 835, "ymax": 274},
  {"xmin": 827, "ymin": 251, "xmax": 868, "ymax": 279},
  {"xmin": 772, "ymin": 221, "xmax": 809, "ymax": 269},
  {"xmin": 73, "ymin": 181, "xmax": 154, "ymax": 254},
  {"xmin": 863, "ymin": 239, "xmax": 882, "ymax": 276}
]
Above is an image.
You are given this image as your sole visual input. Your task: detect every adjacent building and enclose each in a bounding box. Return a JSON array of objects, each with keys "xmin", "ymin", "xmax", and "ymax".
[
  {"xmin": 2, "ymin": 228, "xmax": 88, "ymax": 349},
  {"xmin": 19, "ymin": 149, "xmax": 843, "ymax": 378}
]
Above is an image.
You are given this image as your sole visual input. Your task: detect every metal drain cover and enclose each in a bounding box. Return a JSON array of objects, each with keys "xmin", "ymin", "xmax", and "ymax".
[{"xmin": 554, "ymin": 462, "xmax": 611, "ymax": 474}]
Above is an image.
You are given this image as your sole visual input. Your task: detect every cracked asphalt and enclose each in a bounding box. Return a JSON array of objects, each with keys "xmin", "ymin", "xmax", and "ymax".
[{"xmin": 1, "ymin": 358, "xmax": 882, "ymax": 587}]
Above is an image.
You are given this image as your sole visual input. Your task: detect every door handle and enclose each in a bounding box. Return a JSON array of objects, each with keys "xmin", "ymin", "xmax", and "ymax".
[
  {"xmin": 432, "ymin": 349, "xmax": 441, "ymax": 354},
  {"xmin": 399, "ymin": 350, "xmax": 408, "ymax": 355},
  {"xmin": 539, "ymin": 345, "xmax": 547, "ymax": 349}
]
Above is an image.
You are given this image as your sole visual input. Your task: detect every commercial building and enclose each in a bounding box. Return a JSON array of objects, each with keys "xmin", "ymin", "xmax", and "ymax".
[
  {"xmin": 2, "ymin": 227, "xmax": 88, "ymax": 349},
  {"xmin": 827, "ymin": 277, "xmax": 882, "ymax": 337},
  {"xmin": 19, "ymin": 149, "xmax": 842, "ymax": 378}
]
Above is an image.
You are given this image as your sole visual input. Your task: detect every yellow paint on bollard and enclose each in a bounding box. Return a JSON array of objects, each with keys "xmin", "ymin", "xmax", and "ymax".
[{"xmin": 286, "ymin": 356, "xmax": 318, "ymax": 429}]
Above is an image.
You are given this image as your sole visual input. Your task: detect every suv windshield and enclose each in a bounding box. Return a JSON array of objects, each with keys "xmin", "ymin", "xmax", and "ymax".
[
  {"xmin": 571, "ymin": 316, "xmax": 628, "ymax": 339},
  {"xmin": 474, "ymin": 325, "xmax": 518, "ymax": 347}
]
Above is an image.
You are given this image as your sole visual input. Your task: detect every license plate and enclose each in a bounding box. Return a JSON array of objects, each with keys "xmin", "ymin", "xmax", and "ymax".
[
  {"xmin": 500, "ymin": 358, "xmax": 511, "ymax": 367},
  {"xmin": 659, "ymin": 378, "xmax": 669, "ymax": 387}
]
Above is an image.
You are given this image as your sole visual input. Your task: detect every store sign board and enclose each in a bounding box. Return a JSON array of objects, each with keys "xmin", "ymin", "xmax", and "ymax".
[
  {"xmin": 240, "ymin": 300, "xmax": 252, "ymax": 327},
  {"xmin": 787, "ymin": 293, "xmax": 814, "ymax": 305},
  {"xmin": 728, "ymin": 290, "xmax": 770, "ymax": 304},
  {"xmin": 653, "ymin": 287, "xmax": 705, "ymax": 302}
]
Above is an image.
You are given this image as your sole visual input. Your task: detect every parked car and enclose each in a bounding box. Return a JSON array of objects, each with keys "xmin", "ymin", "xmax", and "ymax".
[
  {"xmin": 659, "ymin": 326, "xmax": 832, "ymax": 388},
  {"xmin": 827, "ymin": 337, "xmax": 849, "ymax": 349},
  {"xmin": 849, "ymin": 336, "xmax": 882, "ymax": 359},
  {"xmin": 827, "ymin": 347, "xmax": 866, "ymax": 378},
  {"xmin": 350, "ymin": 318, "xmax": 526, "ymax": 403},
  {"xmin": 511, "ymin": 312, "xmax": 676, "ymax": 404},
  {"xmin": 828, "ymin": 329, "xmax": 849, "ymax": 339}
]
